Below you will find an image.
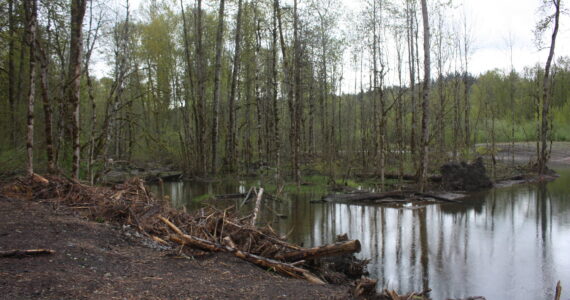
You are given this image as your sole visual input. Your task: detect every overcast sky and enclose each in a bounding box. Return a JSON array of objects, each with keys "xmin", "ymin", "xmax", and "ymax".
[
  {"xmin": 103, "ymin": 0, "xmax": 569, "ymax": 88},
  {"xmin": 462, "ymin": 0, "xmax": 569, "ymax": 74}
]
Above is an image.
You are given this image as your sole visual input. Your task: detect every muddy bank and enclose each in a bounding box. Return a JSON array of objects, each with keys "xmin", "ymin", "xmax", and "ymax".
[
  {"xmin": 484, "ymin": 141, "xmax": 570, "ymax": 166},
  {"xmin": 0, "ymin": 194, "xmax": 348, "ymax": 299}
]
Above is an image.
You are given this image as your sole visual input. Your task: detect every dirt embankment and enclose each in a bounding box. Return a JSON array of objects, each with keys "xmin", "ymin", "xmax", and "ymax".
[
  {"xmin": 490, "ymin": 142, "xmax": 570, "ymax": 166},
  {"xmin": 0, "ymin": 195, "xmax": 348, "ymax": 299}
]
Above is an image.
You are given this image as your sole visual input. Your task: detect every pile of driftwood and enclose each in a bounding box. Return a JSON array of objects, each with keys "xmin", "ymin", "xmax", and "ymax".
[{"xmin": 2, "ymin": 174, "xmax": 388, "ymax": 295}]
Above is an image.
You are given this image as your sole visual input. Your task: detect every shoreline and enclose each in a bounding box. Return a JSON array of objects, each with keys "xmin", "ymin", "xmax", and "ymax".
[{"xmin": 0, "ymin": 190, "xmax": 349, "ymax": 299}]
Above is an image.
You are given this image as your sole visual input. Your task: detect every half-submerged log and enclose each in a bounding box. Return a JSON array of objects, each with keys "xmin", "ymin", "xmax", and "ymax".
[
  {"xmin": 0, "ymin": 249, "xmax": 54, "ymax": 258},
  {"xmin": 160, "ymin": 216, "xmax": 325, "ymax": 284},
  {"xmin": 275, "ymin": 240, "xmax": 361, "ymax": 262},
  {"xmin": 323, "ymin": 191, "xmax": 459, "ymax": 204}
]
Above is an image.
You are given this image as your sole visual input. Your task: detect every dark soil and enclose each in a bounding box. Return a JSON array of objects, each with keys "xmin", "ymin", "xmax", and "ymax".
[
  {"xmin": 0, "ymin": 195, "xmax": 348, "ymax": 299},
  {"xmin": 440, "ymin": 157, "xmax": 493, "ymax": 192}
]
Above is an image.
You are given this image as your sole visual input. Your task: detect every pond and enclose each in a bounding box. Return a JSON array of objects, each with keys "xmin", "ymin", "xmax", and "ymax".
[{"xmin": 149, "ymin": 168, "xmax": 570, "ymax": 300}]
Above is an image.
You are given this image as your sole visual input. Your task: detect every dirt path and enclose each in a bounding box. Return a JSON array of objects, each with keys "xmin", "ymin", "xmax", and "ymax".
[{"xmin": 0, "ymin": 195, "xmax": 348, "ymax": 299}]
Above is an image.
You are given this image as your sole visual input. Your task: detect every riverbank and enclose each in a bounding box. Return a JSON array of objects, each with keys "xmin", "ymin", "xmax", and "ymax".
[
  {"xmin": 2, "ymin": 142, "xmax": 569, "ymax": 299},
  {"xmin": 0, "ymin": 193, "xmax": 349, "ymax": 299}
]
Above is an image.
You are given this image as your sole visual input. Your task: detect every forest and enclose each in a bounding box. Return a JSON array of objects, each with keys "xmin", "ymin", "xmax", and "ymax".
[
  {"xmin": 2, "ymin": 1, "xmax": 570, "ymax": 299},
  {"xmin": 0, "ymin": 0, "xmax": 567, "ymax": 187}
]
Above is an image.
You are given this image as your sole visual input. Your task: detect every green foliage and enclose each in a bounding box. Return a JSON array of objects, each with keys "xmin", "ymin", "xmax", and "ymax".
[
  {"xmin": 2, "ymin": 0, "xmax": 570, "ymax": 182},
  {"xmin": 0, "ymin": 148, "xmax": 25, "ymax": 174},
  {"xmin": 553, "ymin": 101, "xmax": 570, "ymax": 141}
]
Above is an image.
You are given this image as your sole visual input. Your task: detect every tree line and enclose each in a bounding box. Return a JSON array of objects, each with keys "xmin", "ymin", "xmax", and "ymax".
[{"xmin": 0, "ymin": 0, "xmax": 565, "ymax": 188}]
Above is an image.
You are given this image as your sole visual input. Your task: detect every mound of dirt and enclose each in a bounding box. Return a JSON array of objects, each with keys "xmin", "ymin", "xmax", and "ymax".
[{"xmin": 440, "ymin": 157, "xmax": 493, "ymax": 192}]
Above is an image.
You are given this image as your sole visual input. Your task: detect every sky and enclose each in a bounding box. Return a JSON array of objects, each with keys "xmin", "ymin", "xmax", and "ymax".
[
  {"xmin": 462, "ymin": 0, "xmax": 569, "ymax": 74},
  {"xmin": 102, "ymin": 0, "xmax": 569, "ymax": 89}
]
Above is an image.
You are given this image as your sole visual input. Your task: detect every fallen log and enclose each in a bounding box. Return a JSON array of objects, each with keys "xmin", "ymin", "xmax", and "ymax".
[
  {"xmin": 355, "ymin": 173, "xmax": 442, "ymax": 183},
  {"xmin": 275, "ymin": 240, "xmax": 361, "ymax": 262},
  {"xmin": 413, "ymin": 192, "xmax": 461, "ymax": 203},
  {"xmin": 323, "ymin": 191, "xmax": 459, "ymax": 204},
  {"xmin": 160, "ymin": 216, "xmax": 325, "ymax": 284},
  {"xmin": 323, "ymin": 191, "xmax": 406, "ymax": 202},
  {"xmin": 0, "ymin": 249, "xmax": 55, "ymax": 258},
  {"xmin": 215, "ymin": 193, "xmax": 252, "ymax": 200}
]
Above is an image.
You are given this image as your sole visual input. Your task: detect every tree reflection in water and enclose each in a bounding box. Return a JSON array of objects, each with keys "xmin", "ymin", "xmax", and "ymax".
[{"xmin": 150, "ymin": 167, "xmax": 570, "ymax": 299}]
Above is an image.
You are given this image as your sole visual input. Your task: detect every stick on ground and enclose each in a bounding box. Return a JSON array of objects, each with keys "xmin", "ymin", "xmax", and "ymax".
[{"xmin": 0, "ymin": 249, "xmax": 55, "ymax": 258}]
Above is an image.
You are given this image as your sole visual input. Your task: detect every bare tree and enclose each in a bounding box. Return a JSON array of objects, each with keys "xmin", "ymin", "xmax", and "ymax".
[
  {"xmin": 211, "ymin": 0, "xmax": 226, "ymax": 174},
  {"xmin": 293, "ymin": 0, "xmax": 302, "ymax": 185},
  {"xmin": 7, "ymin": 0, "xmax": 18, "ymax": 148},
  {"xmin": 67, "ymin": 0, "xmax": 88, "ymax": 179},
  {"xmin": 406, "ymin": 0, "xmax": 418, "ymax": 163},
  {"xmin": 180, "ymin": 0, "xmax": 195, "ymax": 173},
  {"xmin": 85, "ymin": 0, "xmax": 104, "ymax": 183},
  {"xmin": 226, "ymin": 0, "xmax": 244, "ymax": 173},
  {"xmin": 36, "ymin": 6, "xmax": 56, "ymax": 174},
  {"xmin": 194, "ymin": 0, "xmax": 207, "ymax": 175},
  {"xmin": 461, "ymin": 8, "xmax": 473, "ymax": 155},
  {"xmin": 24, "ymin": 0, "xmax": 38, "ymax": 176},
  {"xmin": 536, "ymin": 0, "xmax": 562, "ymax": 175},
  {"xmin": 419, "ymin": 0, "xmax": 431, "ymax": 191}
]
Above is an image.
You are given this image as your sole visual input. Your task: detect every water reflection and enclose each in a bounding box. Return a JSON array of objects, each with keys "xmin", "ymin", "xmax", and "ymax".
[
  {"xmin": 279, "ymin": 171, "xmax": 570, "ymax": 299},
  {"xmin": 151, "ymin": 168, "xmax": 570, "ymax": 300}
]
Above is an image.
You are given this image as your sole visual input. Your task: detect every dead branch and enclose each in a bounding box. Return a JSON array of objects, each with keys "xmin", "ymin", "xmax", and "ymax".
[
  {"xmin": 250, "ymin": 188, "xmax": 264, "ymax": 226},
  {"xmin": 0, "ymin": 249, "xmax": 55, "ymax": 258}
]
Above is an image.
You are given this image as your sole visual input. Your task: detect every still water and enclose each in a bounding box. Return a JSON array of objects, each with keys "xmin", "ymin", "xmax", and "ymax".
[{"xmin": 151, "ymin": 168, "xmax": 570, "ymax": 300}]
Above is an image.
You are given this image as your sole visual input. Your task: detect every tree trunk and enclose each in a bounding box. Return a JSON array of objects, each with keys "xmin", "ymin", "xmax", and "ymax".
[
  {"xmin": 226, "ymin": 0, "xmax": 244, "ymax": 173},
  {"xmin": 36, "ymin": 32, "xmax": 56, "ymax": 174},
  {"xmin": 8, "ymin": 0, "xmax": 17, "ymax": 148},
  {"xmin": 272, "ymin": 0, "xmax": 281, "ymax": 176},
  {"xmin": 538, "ymin": 0, "xmax": 561, "ymax": 175},
  {"xmin": 194, "ymin": 0, "xmax": 207, "ymax": 175},
  {"xmin": 372, "ymin": 0, "xmax": 379, "ymax": 175},
  {"xmin": 84, "ymin": 0, "xmax": 102, "ymax": 183},
  {"xmin": 179, "ymin": 0, "xmax": 195, "ymax": 173},
  {"xmin": 395, "ymin": 31, "xmax": 405, "ymax": 185},
  {"xmin": 293, "ymin": 0, "xmax": 302, "ymax": 185},
  {"xmin": 67, "ymin": 0, "xmax": 87, "ymax": 180},
  {"xmin": 407, "ymin": 0, "xmax": 417, "ymax": 163},
  {"xmin": 211, "ymin": 0, "xmax": 225, "ymax": 175},
  {"xmin": 25, "ymin": 0, "xmax": 38, "ymax": 176},
  {"xmin": 419, "ymin": 0, "xmax": 431, "ymax": 191},
  {"xmin": 462, "ymin": 15, "xmax": 471, "ymax": 156},
  {"xmin": 254, "ymin": 14, "xmax": 264, "ymax": 164}
]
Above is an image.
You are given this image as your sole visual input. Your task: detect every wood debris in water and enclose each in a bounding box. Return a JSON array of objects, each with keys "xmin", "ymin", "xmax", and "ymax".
[
  {"xmin": 1, "ymin": 174, "xmax": 378, "ymax": 290},
  {"xmin": 2, "ymin": 174, "xmax": 450, "ymax": 298}
]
